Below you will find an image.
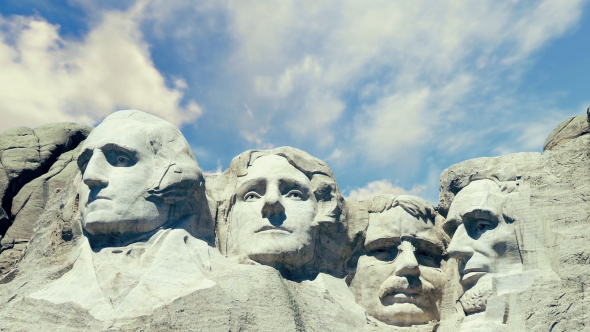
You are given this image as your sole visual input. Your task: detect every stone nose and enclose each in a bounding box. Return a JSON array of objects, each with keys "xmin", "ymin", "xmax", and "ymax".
[
  {"xmin": 447, "ymin": 224, "xmax": 475, "ymax": 262},
  {"xmin": 83, "ymin": 151, "xmax": 110, "ymax": 189},
  {"xmin": 261, "ymin": 188, "xmax": 286, "ymax": 225},
  {"xmin": 393, "ymin": 241, "xmax": 420, "ymax": 277}
]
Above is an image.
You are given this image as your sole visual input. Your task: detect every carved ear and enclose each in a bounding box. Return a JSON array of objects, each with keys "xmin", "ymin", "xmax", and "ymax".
[
  {"xmin": 146, "ymin": 161, "xmax": 203, "ymax": 205},
  {"xmin": 311, "ymin": 175, "xmax": 343, "ymax": 226}
]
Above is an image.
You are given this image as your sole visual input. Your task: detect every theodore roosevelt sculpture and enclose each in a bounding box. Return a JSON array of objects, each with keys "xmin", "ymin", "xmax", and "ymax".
[
  {"xmin": 30, "ymin": 110, "xmax": 219, "ymax": 321},
  {"xmin": 212, "ymin": 147, "xmax": 345, "ymax": 280},
  {"xmin": 350, "ymin": 195, "xmax": 448, "ymax": 327}
]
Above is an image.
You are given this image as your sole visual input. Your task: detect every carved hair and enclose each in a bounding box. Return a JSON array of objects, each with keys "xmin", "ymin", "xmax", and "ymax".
[
  {"xmin": 366, "ymin": 194, "xmax": 449, "ymax": 252},
  {"xmin": 368, "ymin": 195, "xmax": 435, "ymax": 220}
]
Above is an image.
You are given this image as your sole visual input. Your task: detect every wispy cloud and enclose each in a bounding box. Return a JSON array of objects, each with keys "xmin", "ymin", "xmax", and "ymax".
[
  {"xmin": 345, "ymin": 179, "xmax": 427, "ymax": 201},
  {"xmin": 220, "ymin": 0, "xmax": 586, "ymax": 163},
  {"xmin": 0, "ymin": 6, "xmax": 202, "ymax": 132},
  {"xmin": 203, "ymin": 158, "xmax": 223, "ymax": 175}
]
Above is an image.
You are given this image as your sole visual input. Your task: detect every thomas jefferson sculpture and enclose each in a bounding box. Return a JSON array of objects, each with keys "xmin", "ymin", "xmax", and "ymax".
[{"xmin": 212, "ymin": 147, "xmax": 346, "ymax": 280}]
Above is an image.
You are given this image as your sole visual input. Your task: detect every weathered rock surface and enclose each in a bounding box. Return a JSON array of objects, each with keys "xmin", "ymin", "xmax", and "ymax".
[
  {"xmin": 0, "ymin": 123, "xmax": 90, "ymax": 277},
  {"xmin": 0, "ymin": 176, "xmax": 371, "ymax": 331},
  {"xmin": 543, "ymin": 115, "xmax": 590, "ymax": 151},
  {"xmin": 437, "ymin": 114, "xmax": 590, "ymax": 331},
  {"xmin": 0, "ymin": 110, "xmax": 588, "ymax": 331}
]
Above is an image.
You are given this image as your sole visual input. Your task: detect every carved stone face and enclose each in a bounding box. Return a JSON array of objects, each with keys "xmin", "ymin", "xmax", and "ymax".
[
  {"xmin": 355, "ymin": 206, "xmax": 444, "ymax": 326},
  {"xmin": 446, "ymin": 179, "xmax": 521, "ymax": 314},
  {"xmin": 229, "ymin": 155, "xmax": 318, "ymax": 268},
  {"xmin": 78, "ymin": 120, "xmax": 170, "ymax": 237}
]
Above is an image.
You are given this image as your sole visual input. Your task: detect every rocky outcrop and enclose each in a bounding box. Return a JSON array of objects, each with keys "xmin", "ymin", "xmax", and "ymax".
[
  {"xmin": 0, "ymin": 110, "xmax": 589, "ymax": 331},
  {"xmin": 543, "ymin": 115, "xmax": 590, "ymax": 151},
  {"xmin": 437, "ymin": 113, "xmax": 590, "ymax": 331},
  {"xmin": 0, "ymin": 123, "xmax": 90, "ymax": 276}
]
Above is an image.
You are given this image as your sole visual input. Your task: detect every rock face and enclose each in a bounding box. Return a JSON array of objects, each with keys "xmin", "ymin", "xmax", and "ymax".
[
  {"xmin": 0, "ymin": 109, "xmax": 588, "ymax": 331},
  {"xmin": 0, "ymin": 122, "xmax": 91, "ymax": 277},
  {"xmin": 437, "ymin": 113, "xmax": 590, "ymax": 332}
]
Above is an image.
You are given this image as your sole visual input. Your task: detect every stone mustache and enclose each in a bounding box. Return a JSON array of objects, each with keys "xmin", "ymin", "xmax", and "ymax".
[{"xmin": 0, "ymin": 109, "xmax": 587, "ymax": 331}]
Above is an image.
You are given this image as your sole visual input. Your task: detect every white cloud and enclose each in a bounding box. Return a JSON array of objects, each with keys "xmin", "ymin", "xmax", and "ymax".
[
  {"xmin": 240, "ymin": 127, "xmax": 275, "ymax": 150},
  {"xmin": 203, "ymin": 159, "xmax": 223, "ymax": 175},
  {"xmin": 2, "ymin": 0, "xmax": 585, "ymax": 173},
  {"xmin": 493, "ymin": 110, "xmax": 580, "ymax": 155},
  {"xmin": 345, "ymin": 179, "xmax": 427, "ymax": 201},
  {"xmin": 0, "ymin": 7, "xmax": 202, "ymax": 132},
  {"xmin": 222, "ymin": 0, "xmax": 586, "ymax": 162},
  {"xmin": 506, "ymin": 0, "xmax": 585, "ymax": 63}
]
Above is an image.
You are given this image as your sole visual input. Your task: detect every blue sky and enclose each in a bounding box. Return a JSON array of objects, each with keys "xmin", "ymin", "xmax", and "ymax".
[{"xmin": 1, "ymin": 0, "xmax": 589, "ymax": 204}]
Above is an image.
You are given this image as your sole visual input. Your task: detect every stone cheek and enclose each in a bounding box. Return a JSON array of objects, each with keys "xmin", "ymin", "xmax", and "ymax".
[{"xmin": 0, "ymin": 110, "xmax": 587, "ymax": 331}]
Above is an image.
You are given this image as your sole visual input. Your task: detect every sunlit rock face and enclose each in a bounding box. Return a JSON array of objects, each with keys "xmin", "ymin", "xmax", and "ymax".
[
  {"xmin": 227, "ymin": 155, "xmax": 319, "ymax": 272},
  {"xmin": 446, "ymin": 179, "xmax": 523, "ymax": 315},
  {"xmin": 436, "ymin": 114, "xmax": 590, "ymax": 331},
  {"xmin": 0, "ymin": 123, "xmax": 91, "ymax": 276},
  {"xmin": 29, "ymin": 110, "xmax": 221, "ymax": 322},
  {"xmin": 0, "ymin": 110, "xmax": 588, "ymax": 331},
  {"xmin": 207, "ymin": 147, "xmax": 350, "ymax": 281}
]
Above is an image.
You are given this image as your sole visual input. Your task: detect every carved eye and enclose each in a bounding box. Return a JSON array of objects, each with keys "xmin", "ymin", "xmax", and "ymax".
[
  {"xmin": 104, "ymin": 149, "xmax": 136, "ymax": 167},
  {"xmin": 113, "ymin": 155, "xmax": 134, "ymax": 167},
  {"xmin": 286, "ymin": 190, "xmax": 303, "ymax": 200},
  {"xmin": 415, "ymin": 250, "xmax": 440, "ymax": 268},
  {"xmin": 476, "ymin": 219, "xmax": 494, "ymax": 232},
  {"xmin": 244, "ymin": 192, "xmax": 261, "ymax": 201},
  {"xmin": 77, "ymin": 150, "xmax": 92, "ymax": 173},
  {"xmin": 369, "ymin": 247, "xmax": 398, "ymax": 261},
  {"xmin": 116, "ymin": 156, "xmax": 130, "ymax": 165}
]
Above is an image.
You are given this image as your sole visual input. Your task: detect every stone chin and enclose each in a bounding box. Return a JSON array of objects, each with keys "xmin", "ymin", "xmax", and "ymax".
[
  {"xmin": 369, "ymin": 302, "xmax": 432, "ymax": 327},
  {"xmin": 81, "ymin": 210, "xmax": 164, "ymax": 237},
  {"xmin": 245, "ymin": 232, "xmax": 314, "ymax": 267},
  {"xmin": 459, "ymin": 275, "xmax": 493, "ymax": 314}
]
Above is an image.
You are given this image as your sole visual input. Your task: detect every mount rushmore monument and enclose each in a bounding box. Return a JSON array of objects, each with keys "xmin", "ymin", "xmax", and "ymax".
[{"xmin": 0, "ymin": 109, "xmax": 588, "ymax": 331}]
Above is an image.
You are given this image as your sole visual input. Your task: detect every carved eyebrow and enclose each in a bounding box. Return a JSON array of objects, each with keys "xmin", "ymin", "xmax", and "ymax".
[
  {"xmin": 413, "ymin": 238, "xmax": 444, "ymax": 256},
  {"xmin": 235, "ymin": 178, "xmax": 266, "ymax": 197},
  {"xmin": 461, "ymin": 208, "xmax": 500, "ymax": 223},
  {"xmin": 278, "ymin": 178, "xmax": 312, "ymax": 194},
  {"xmin": 365, "ymin": 236, "xmax": 443, "ymax": 256},
  {"xmin": 100, "ymin": 143, "xmax": 139, "ymax": 157},
  {"xmin": 77, "ymin": 143, "xmax": 139, "ymax": 170},
  {"xmin": 365, "ymin": 237, "xmax": 400, "ymax": 252}
]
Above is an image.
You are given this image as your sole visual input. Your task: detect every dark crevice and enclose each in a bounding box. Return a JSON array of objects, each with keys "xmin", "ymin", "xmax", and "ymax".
[{"xmin": 0, "ymin": 126, "xmax": 90, "ymax": 241}]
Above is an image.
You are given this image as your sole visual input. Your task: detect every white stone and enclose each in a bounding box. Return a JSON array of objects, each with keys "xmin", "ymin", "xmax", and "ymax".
[{"xmin": 350, "ymin": 195, "xmax": 449, "ymax": 327}]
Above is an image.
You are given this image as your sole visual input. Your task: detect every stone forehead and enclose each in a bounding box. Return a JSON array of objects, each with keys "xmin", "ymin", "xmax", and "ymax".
[
  {"xmin": 365, "ymin": 206, "xmax": 439, "ymax": 246},
  {"xmin": 83, "ymin": 120, "xmax": 151, "ymax": 151},
  {"xmin": 450, "ymin": 179, "xmax": 505, "ymax": 214},
  {"xmin": 238, "ymin": 155, "xmax": 310, "ymax": 183},
  {"xmin": 89, "ymin": 110, "xmax": 181, "ymax": 140},
  {"xmin": 102, "ymin": 110, "xmax": 176, "ymax": 126},
  {"xmin": 85, "ymin": 111, "xmax": 192, "ymax": 156}
]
